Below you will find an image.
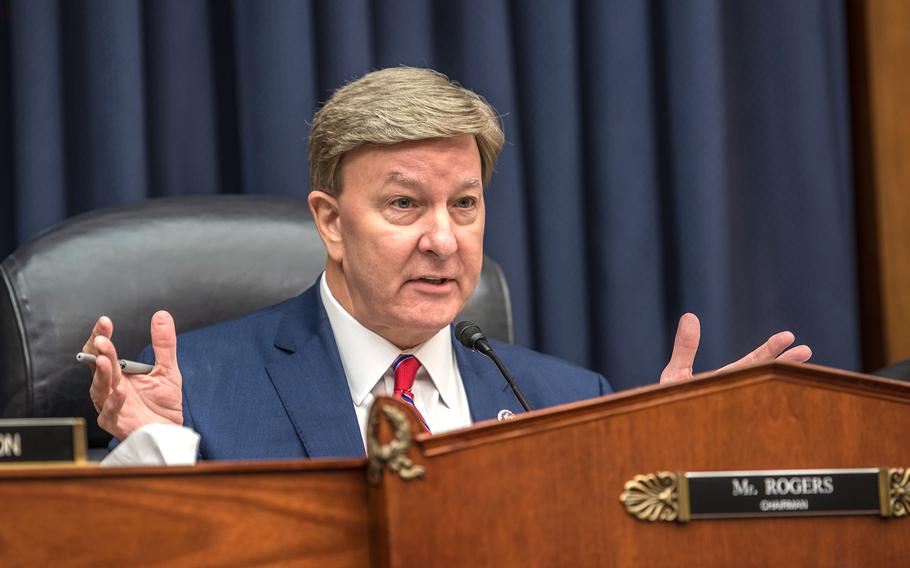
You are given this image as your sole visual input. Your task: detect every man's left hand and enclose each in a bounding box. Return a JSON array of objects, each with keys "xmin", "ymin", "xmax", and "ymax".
[{"xmin": 660, "ymin": 313, "xmax": 812, "ymax": 384}]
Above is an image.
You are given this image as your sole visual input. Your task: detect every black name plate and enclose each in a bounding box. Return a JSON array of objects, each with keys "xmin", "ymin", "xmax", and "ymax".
[
  {"xmin": 686, "ymin": 468, "xmax": 882, "ymax": 519},
  {"xmin": 0, "ymin": 418, "xmax": 87, "ymax": 464}
]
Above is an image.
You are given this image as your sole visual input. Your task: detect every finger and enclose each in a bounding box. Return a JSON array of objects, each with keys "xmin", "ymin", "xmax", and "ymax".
[
  {"xmin": 89, "ymin": 353, "xmax": 114, "ymax": 413},
  {"xmin": 97, "ymin": 385, "xmax": 127, "ymax": 437},
  {"xmin": 149, "ymin": 311, "xmax": 179, "ymax": 372},
  {"xmin": 660, "ymin": 313, "xmax": 701, "ymax": 384},
  {"xmin": 82, "ymin": 316, "xmax": 113, "ymax": 354},
  {"xmin": 93, "ymin": 335, "xmax": 123, "ymax": 391},
  {"xmin": 720, "ymin": 331, "xmax": 796, "ymax": 371},
  {"xmin": 776, "ymin": 344, "xmax": 812, "ymax": 364}
]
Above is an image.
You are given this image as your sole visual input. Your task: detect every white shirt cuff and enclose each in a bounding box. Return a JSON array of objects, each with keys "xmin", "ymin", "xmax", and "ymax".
[{"xmin": 100, "ymin": 423, "xmax": 200, "ymax": 467}]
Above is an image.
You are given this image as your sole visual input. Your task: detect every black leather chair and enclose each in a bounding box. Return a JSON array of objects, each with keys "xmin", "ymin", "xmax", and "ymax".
[
  {"xmin": 873, "ymin": 359, "xmax": 910, "ymax": 382},
  {"xmin": 0, "ymin": 195, "xmax": 513, "ymax": 450}
]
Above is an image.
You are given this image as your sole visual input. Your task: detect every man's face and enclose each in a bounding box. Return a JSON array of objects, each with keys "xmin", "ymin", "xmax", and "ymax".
[{"xmin": 314, "ymin": 134, "xmax": 485, "ymax": 348}]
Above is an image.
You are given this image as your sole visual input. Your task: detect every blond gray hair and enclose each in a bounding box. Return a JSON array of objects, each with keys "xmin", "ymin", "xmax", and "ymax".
[{"xmin": 308, "ymin": 67, "xmax": 504, "ymax": 195}]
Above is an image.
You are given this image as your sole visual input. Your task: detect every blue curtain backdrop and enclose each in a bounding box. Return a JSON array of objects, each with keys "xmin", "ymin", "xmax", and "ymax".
[{"xmin": 0, "ymin": 0, "xmax": 860, "ymax": 390}]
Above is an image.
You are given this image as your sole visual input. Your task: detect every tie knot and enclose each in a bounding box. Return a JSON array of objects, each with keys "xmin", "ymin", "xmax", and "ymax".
[
  {"xmin": 392, "ymin": 354, "xmax": 421, "ymax": 394},
  {"xmin": 390, "ymin": 354, "xmax": 431, "ymax": 433}
]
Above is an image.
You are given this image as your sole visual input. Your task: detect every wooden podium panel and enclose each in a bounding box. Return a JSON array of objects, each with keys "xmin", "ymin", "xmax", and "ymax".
[
  {"xmin": 0, "ymin": 459, "xmax": 369, "ymax": 567},
  {"xmin": 368, "ymin": 362, "xmax": 910, "ymax": 567}
]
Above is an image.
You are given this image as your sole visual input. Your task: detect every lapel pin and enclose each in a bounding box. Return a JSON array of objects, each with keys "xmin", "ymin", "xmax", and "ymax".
[{"xmin": 497, "ymin": 409, "xmax": 515, "ymax": 422}]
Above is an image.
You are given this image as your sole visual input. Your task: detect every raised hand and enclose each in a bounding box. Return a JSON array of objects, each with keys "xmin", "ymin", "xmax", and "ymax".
[
  {"xmin": 84, "ymin": 311, "xmax": 183, "ymax": 440},
  {"xmin": 660, "ymin": 313, "xmax": 812, "ymax": 384}
]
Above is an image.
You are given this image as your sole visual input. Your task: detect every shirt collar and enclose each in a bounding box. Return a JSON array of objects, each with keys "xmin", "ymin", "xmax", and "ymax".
[
  {"xmin": 319, "ymin": 274, "xmax": 458, "ymax": 408},
  {"xmin": 408, "ymin": 321, "xmax": 458, "ymax": 408}
]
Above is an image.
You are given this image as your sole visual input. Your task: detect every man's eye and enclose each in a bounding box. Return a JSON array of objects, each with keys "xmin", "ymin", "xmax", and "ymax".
[
  {"xmin": 393, "ymin": 197, "xmax": 413, "ymax": 209},
  {"xmin": 455, "ymin": 197, "xmax": 475, "ymax": 209}
]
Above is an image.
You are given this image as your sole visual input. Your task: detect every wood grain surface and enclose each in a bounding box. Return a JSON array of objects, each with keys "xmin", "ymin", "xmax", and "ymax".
[
  {"xmin": 372, "ymin": 362, "xmax": 910, "ymax": 567},
  {"xmin": 0, "ymin": 459, "xmax": 369, "ymax": 567},
  {"xmin": 849, "ymin": 0, "xmax": 910, "ymax": 369}
]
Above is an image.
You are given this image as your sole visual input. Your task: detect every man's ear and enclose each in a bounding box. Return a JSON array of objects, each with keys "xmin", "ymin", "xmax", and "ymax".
[{"xmin": 308, "ymin": 190, "xmax": 343, "ymax": 263}]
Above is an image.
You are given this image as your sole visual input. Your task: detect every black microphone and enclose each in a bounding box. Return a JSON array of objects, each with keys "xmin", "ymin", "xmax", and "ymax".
[{"xmin": 455, "ymin": 321, "xmax": 532, "ymax": 412}]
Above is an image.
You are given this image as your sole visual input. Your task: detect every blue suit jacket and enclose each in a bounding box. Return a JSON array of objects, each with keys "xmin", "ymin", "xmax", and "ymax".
[{"xmin": 146, "ymin": 284, "xmax": 611, "ymax": 460}]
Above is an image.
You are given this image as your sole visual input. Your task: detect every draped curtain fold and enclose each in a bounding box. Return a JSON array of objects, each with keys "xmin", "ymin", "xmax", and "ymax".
[{"xmin": 0, "ymin": 0, "xmax": 860, "ymax": 389}]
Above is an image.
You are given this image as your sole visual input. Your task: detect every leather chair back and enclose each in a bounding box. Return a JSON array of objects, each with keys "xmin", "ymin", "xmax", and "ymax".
[
  {"xmin": 0, "ymin": 195, "xmax": 513, "ymax": 447},
  {"xmin": 873, "ymin": 359, "xmax": 910, "ymax": 382}
]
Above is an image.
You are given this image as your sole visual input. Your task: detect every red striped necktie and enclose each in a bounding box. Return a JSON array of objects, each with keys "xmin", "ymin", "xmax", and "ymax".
[{"xmin": 392, "ymin": 354, "xmax": 431, "ymax": 433}]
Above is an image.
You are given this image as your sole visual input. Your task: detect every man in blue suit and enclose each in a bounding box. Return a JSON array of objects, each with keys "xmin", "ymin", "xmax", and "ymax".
[{"xmin": 83, "ymin": 68, "xmax": 811, "ymax": 461}]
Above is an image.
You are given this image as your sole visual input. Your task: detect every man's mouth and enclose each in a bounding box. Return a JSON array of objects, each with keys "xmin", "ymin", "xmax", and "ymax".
[{"xmin": 417, "ymin": 277, "xmax": 450, "ymax": 285}]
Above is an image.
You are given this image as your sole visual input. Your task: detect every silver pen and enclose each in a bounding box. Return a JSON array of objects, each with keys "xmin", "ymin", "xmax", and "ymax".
[{"xmin": 76, "ymin": 352, "xmax": 155, "ymax": 374}]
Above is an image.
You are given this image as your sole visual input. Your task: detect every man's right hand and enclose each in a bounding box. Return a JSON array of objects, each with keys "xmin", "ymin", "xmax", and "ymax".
[{"xmin": 84, "ymin": 311, "xmax": 183, "ymax": 440}]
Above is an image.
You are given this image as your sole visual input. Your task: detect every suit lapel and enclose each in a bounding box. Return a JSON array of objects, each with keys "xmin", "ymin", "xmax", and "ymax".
[
  {"xmin": 454, "ymin": 337, "xmax": 527, "ymax": 422},
  {"xmin": 265, "ymin": 286, "xmax": 365, "ymax": 458}
]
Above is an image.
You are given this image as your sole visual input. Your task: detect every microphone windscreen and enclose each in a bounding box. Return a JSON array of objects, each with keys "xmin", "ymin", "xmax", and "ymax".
[{"xmin": 455, "ymin": 321, "xmax": 485, "ymax": 350}]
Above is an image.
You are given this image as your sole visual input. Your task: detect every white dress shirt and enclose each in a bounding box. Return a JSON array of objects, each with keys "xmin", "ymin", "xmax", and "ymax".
[
  {"xmin": 319, "ymin": 273, "xmax": 473, "ymax": 448},
  {"xmin": 102, "ymin": 273, "xmax": 473, "ymax": 466}
]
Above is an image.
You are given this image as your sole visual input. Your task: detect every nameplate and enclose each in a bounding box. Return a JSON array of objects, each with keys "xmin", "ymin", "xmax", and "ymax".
[
  {"xmin": 620, "ymin": 468, "xmax": 910, "ymax": 522},
  {"xmin": 686, "ymin": 468, "xmax": 882, "ymax": 518},
  {"xmin": 0, "ymin": 418, "xmax": 88, "ymax": 465}
]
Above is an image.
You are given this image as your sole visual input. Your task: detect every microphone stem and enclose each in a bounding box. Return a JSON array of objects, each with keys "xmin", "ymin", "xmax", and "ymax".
[{"xmin": 485, "ymin": 348, "xmax": 533, "ymax": 412}]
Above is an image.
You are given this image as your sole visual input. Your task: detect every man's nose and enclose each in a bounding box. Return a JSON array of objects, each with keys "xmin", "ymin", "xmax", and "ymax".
[{"xmin": 418, "ymin": 209, "xmax": 458, "ymax": 257}]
